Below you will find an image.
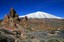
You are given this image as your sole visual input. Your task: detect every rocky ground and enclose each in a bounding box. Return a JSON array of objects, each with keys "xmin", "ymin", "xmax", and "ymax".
[{"xmin": 0, "ymin": 28, "xmax": 64, "ymax": 42}]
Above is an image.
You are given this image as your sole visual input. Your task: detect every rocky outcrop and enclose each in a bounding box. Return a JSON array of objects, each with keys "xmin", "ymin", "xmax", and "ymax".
[
  {"xmin": 1, "ymin": 8, "xmax": 29, "ymax": 31},
  {"xmin": 0, "ymin": 8, "xmax": 30, "ymax": 42},
  {"xmin": 1, "ymin": 8, "xmax": 21, "ymax": 30}
]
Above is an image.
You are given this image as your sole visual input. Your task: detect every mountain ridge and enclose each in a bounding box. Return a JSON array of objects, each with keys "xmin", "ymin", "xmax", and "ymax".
[{"xmin": 19, "ymin": 11, "xmax": 62, "ymax": 19}]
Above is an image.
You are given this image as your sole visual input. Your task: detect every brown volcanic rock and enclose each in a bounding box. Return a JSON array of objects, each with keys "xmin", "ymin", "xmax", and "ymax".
[
  {"xmin": 1, "ymin": 8, "xmax": 29, "ymax": 32},
  {"xmin": 1, "ymin": 15, "xmax": 9, "ymax": 28},
  {"xmin": 1, "ymin": 8, "xmax": 21, "ymax": 30},
  {"xmin": 10, "ymin": 8, "xmax": 16, "ymax": 18}
]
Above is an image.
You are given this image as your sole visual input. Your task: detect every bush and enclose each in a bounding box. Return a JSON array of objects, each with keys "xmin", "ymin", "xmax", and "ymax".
[{"xmin": 47, "ymin": 39, "xmax": 60, "ymax": 42}]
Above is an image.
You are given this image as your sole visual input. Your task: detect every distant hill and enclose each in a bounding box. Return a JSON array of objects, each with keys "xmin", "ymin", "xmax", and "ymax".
[{"xmin": 19, "ymin": 11, "xmax": 62, "ymax": 19}]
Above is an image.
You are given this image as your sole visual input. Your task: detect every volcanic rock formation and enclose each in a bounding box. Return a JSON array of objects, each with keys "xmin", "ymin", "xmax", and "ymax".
[{"xmin": 1, "ymin": 8, "xmax": 21, "ymax": 30}]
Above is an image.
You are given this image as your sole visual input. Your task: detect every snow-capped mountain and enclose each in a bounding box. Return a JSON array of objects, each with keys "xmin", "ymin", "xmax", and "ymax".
[{"xmin": 19, "ymin": 11, "xmax": 61, "ymax": 19}]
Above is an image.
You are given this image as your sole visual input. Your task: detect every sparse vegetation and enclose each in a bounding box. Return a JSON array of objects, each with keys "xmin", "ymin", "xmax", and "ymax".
[{"xmin": 47, "ymin": 39, "xmax": 60, "ymax": 42}]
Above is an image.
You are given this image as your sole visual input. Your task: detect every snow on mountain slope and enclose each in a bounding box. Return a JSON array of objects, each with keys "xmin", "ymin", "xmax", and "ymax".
[{"xmin": 19, "ymin": 11, "xmax": 61, "ymax": 19}]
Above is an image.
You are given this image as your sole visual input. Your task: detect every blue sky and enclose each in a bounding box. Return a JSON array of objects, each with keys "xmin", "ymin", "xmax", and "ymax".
[{"xmin": 0, "ymin": 0, "xmax": 64, "ymax": 19}]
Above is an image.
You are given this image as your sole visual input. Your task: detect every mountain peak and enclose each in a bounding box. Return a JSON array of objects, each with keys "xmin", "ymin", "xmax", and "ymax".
[{"xmin": 19, "ymin": 11, "xmax": 62, "ymax": 19}]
